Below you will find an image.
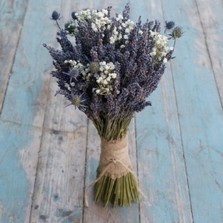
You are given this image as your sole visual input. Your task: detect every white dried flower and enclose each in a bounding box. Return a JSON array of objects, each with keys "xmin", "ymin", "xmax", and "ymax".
[
  {"xmin": 123, "ymin": 34, "xmax": 128, "ymax": 39},
  {"xmin": 94, "ymin": 61, "xmax": 117, "ymax": 95},
  {"xmin": 163, "ymin": 58, "xmax": 168, "ymax": 63},
  {"xmin": 150, "ymin": 32, "xmax": 172, "ymax": 62},
  {"xmin": 96, "ymin": 89, "xmax": 100, "ymax": 94}
]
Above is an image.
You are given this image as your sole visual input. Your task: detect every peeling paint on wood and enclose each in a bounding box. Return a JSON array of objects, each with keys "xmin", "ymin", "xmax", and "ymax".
[{"xmin": 161, "ymin": 0, "xmax": 223, "ymax": 222}]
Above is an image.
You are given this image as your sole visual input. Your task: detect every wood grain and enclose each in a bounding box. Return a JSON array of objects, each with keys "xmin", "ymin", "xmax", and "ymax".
[
  {"xmin": 0, "ymin": 0, "xmax": 58, "ymax": 127},
  {"xmin": 0, "ymin": 121, "xmax": 42, "ymax": 223},
  {"xmin": 0, "ymin": 0, "xmax": 62, "ymax": 222},
  {"xmin": 134, "ymin": 1, "xmax": 193, "ymax": 222},
  {"xmin": 0, "ymin": 0, "xmax": 28, "ymax": 112},
  {"xmin": 29, "ymin": 119, "xmax": 87, "ymax": 223},
  {"xmin": 161, "ymin": 0, "xmax": 223, "ymax": 222},
  {"xmin": 195, "ymin": 0, "xmax": 223, "ymax": 107}
]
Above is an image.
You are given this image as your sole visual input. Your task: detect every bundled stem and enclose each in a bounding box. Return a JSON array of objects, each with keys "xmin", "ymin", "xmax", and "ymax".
[
  {"xmin": 91, "ymin": 116, "xmax": 133, "ymax": 141},
  {"xmin": 94, "ymin": 172, "xmax": 139, "ymax": 207},
  {"xmin": 91, "ymin": 116, "xmax": 140, "ymax": 207}
]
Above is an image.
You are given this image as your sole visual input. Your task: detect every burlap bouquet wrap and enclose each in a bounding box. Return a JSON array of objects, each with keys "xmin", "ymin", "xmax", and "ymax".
[
  {"xmin": 93, "ymin": 134, "xmax": 139, "ymax": 207},
  {"xmin": 99, "ymin": 135, "xmax": 132, "ymax": 179}
]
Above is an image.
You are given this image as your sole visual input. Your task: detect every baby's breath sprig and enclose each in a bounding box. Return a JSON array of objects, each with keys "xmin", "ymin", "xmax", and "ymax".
[
  {"xmin": 94, "ymin": 61, "xmax": 117, "ymax": 95},
  {"xmin": 149, "ymin": 30, "xmax": 173, "ymax": 64}
]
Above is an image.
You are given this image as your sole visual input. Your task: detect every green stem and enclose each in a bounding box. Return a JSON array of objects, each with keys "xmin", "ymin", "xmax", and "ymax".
[
  {"xmin": 91, "ymin": 115, "xmax": 133, "ymax": 141},
  {"xmin": 94, "ymin": 172, "xmax": 139, "ymax": 207}
]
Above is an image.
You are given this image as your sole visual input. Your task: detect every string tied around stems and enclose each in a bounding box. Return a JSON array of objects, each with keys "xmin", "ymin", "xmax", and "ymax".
[{"xmin": 84, "ymin": 135, "xmax": 146, "ymax": 207}]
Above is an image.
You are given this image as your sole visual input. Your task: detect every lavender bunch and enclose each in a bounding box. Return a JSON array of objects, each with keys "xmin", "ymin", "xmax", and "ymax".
[
  {"xmin": 45, "ymin": 5, "xmax": 182, "ymax": 207},
  {"xmin": 45, "ymin": 5, "xmax": 182, "ymax": 134}
]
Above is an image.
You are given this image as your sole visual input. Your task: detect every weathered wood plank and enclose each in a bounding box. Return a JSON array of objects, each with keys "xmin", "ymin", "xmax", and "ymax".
[
  {"xmin": 0, "ymin": 0, "xmax": 62, "ymax": 222},
  {"xmin": 29, "ymin": 112, "xmax": 87, "ymax": 223},
  {"xmin": 0, "ymin": 0, "xmax": 28, "ymax": 112},
  {"xmin": 136, "ymin": 75, "xmax": 193, "ymax": 222},
  {"xmin": 194, "ymin": 0, "xmax": 223, "ymax": 106},
  {"xmin": 161, "ymin": 0, "xmax": 223, "ymax": 222},
  {"xmin": 83, "ymin": 119, "xmax": 139, "ymax": 223},
  {"xmin": 0, "ymin": 121, "xmax": 42, "ymax": 223},
  {"xmin": 135, "ymin": 0, "xmax": 193, "ymax": 222},
  {"xmin": 0, "ymin": 0, "xmax": 59, "ymax": 128}
]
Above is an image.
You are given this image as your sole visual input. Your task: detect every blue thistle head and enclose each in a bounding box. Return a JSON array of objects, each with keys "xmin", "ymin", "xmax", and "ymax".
[{"xmin": 51, "ymin": 11, "xmax": 60, "ymax": 20}]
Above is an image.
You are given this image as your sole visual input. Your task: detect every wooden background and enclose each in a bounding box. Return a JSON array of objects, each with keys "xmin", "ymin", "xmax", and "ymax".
[{"xmin": 0, "ymin": 0, "xmax": 223, "ymax": 222}]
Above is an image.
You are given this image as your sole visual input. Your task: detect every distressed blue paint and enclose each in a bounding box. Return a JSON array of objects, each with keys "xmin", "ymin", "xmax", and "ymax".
[
  {"xmin": 0, "ymin": 0, "xmax": 61, "ymax": 222},
  {"xmin": 0, "ymin": 0, "xmax": 28, "ymax": 110},
  {"xmin": 0, "ymin": 122, "xmax": 33, "ymax": 222},
  {"xmin": 161, "ymin": 0, "xmax": 223, "ymax": 222},
  {"xmin": 0, "ymin": 0, "xmax": 56, "ymax": 127}
]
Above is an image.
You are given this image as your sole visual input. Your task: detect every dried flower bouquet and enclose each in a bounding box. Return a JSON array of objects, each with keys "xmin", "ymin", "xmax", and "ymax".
[{"xmin": 44, "ymin": 4, "xmax": 182, "ymax": 207}]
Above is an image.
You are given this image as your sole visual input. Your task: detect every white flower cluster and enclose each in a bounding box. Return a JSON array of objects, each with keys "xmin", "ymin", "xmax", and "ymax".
[
  {"xmin": 75, "ymin": 9, "xmax": 111, "ymax": 32},
  {"xmin": 110, "ymin": 14, "xmax": 135, "ymax": 44},
  {"xmin": 94, "ymin": 61, "xmax": 117, "ymax": 95},
  {"xmin": 149, "ymin": 30, "xmax": 173, "ymax": 63},
  {"xmin": 64, "ymin": 59, "xmax": 117, "ymax": 95}
]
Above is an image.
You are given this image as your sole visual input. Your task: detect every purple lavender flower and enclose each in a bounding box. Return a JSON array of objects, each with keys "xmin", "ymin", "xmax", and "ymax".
[{"xmin": 44, "ymin": 4, "xmax": 182, "ymax": 120}]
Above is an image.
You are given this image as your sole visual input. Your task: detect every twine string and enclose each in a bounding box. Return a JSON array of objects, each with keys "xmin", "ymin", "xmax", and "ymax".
[
  {"xmin": 84, "ymin": 157, "xmax": 146, "ymax": 208},
  {"xmin": 84, "ymin": 135, "xmax": 146, "ymax": 207}
]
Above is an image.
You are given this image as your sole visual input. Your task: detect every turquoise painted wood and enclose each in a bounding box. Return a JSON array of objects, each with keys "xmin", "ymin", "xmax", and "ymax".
[
  {"xmin": 0, "ymin": 121, "xmax": 42, "ymax": 223},
  {"xmin": 160, "ymin": 0, "xmax": 223, "ymax": 222},
  {"xmin": 195, "ymin": 0, "xmax": 223, "ymax": 105},
  {"xmin": 0, "ymin": 0, "xmax": 59, "ymax": 127},
  {"xmin": 0, "ymin": 0, "xmax": 61, "ymax": 222},
  {"xmin": 0, "ymin": 0, "xmax": 28, "ymax": 112},
  {"xmin": 135, "ymin": 1, "xmax": 193, "ymax": 223},
  {"xmin": 0, "ymin": 0, "xmax": 223, "ymax": 222}
]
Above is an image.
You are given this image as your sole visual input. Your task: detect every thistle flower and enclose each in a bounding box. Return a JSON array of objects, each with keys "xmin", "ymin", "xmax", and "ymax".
[
  {"xmin": 170, "ymin": 26, "xmax": 183, "ymax": 39},
  {"xmin": 68, "ymin": 68, "xmax": 79, "ymax": 83},
  {"xmin": 165, "ymin": 21, "xmax": 175, "ymax": 30},
  {"xmin": 51, "ymin": 11, "xmax": 60, "ymax": 20},
  {"xmin": 66, "ymin": 92, "xmax": 88, "ymax": 111},
  {"xmin": 51, "ymin": 10, "xmax": 61, "ymax": 30}
]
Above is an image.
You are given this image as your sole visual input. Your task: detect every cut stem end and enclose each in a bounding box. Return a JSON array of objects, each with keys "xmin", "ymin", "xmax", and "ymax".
[{"xmin": 94, "ymin": 172, "xmax": 140, "ymax": 207}]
